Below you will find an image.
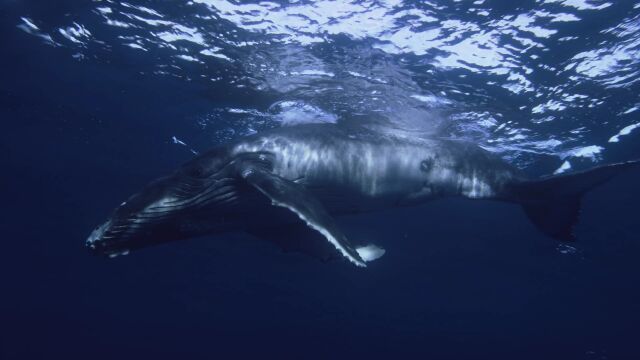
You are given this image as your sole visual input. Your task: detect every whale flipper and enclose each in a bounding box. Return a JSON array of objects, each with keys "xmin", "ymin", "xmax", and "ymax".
[
  {"xmin": 247, "ymin": 224, "xmax": 341, "ymax": 262},
  {"xmin": 355, "ymin": 244, "xmax": 386, "ymax": 262},
  {"xmin": 248, "ymin": 224, "xmax": 386, "ymax": 264},
  {"xmin": 241, "ymin": 165, "xmax": 367, "ymax": 267}
]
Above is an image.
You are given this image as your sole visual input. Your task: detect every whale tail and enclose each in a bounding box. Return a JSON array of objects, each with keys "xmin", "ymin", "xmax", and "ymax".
[{"xmin": 509, "ymin": 160, "xmax": 639, "ymax": 240}]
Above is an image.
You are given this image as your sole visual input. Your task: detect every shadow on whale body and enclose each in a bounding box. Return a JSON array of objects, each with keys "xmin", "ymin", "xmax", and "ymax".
[{"xmin": 87, "ymin": 124, "xmax": 639, "ymax": 267}]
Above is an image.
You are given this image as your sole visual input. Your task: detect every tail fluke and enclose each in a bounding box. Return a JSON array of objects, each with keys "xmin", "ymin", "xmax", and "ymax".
[{"xmin": 510, "ymin": 160, "xmax": 639, "ymax": 240}]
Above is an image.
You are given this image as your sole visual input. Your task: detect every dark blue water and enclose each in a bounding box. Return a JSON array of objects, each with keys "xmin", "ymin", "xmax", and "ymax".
[{"xmin": 2, "ymin": 0, "xmax": 640, "ymax": 359}]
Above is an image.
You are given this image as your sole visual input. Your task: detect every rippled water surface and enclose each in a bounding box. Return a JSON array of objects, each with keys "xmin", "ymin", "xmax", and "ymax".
[
  {"xmin": 2, "ymin": 1, "xmax": 640, "ymax": 359},
  {"xmin": 14, "ymin": 0, "xmax": 640, "ymax": 170}
]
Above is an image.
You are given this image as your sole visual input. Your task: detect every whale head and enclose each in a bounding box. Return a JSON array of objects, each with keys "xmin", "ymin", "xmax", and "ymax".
[{"xmin": 86, "ymin": 150, "xmax": 241, "ymax": 257}]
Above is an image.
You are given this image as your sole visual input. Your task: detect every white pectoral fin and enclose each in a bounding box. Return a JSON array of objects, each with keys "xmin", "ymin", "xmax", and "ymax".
[
  {"xmin": 241, "ymin": 166, "xmax": 368, "ymax": 267},
  {"xmin": 356, "ymin": 244, "xmax": 386, "ymax": 262}
]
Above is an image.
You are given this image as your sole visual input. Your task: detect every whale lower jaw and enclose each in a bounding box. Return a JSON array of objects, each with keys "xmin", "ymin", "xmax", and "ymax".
[{"xmin": 107, "ymin": 249, "xmax": 130, "ymax": 258}]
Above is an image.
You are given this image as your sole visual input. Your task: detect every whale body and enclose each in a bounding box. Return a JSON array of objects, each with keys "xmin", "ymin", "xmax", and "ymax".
[{"xmin": 87, "ymin": 124, "xmax": 639, "ymax": 266}]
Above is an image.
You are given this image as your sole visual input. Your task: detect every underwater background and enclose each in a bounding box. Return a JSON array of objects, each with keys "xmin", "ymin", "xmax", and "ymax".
[{"xmin": 2, "ymin": 0, "xmax": 640, "ymax": 358}]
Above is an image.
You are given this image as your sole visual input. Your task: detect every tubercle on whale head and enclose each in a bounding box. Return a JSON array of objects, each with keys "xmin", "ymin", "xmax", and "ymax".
[{"xmin": 86, "ymin": 220, "xmax": 112, "ymax": 253}]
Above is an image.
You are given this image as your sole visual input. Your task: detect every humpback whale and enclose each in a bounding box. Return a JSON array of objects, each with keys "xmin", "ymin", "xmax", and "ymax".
[{"xmin": 87, "ymin": 124, "xmax": 639, "ymax": 267}]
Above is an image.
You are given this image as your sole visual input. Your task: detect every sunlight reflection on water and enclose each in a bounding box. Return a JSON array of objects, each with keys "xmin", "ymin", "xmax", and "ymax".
[{"xmin": 17, "ymin": 0, "xmax": 640, "ymax": 171}]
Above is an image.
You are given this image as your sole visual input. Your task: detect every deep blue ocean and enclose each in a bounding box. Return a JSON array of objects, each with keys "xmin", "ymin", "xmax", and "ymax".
[{"xmin": 2, "ymin": 0, "xmax": 640, "ymax": 359}]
